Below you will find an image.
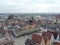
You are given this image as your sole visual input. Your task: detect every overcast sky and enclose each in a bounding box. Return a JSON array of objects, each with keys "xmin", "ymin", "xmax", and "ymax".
[{"xmin": 0, "ymin": 0, "xmax": 60, "ymax": 13}]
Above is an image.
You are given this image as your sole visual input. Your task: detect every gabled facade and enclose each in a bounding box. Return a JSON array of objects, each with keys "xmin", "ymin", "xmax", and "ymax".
[
  {"xmin": 32, "ymin": 34, "xmax": 45, "ymax": 45},
  {"xmin": 40, "ymin": 38, "xmax": 45, "ymax": 45},
  {"xmin": 49, "ymin": 33, "xmax": 55, "ymax": 45},
  {"xmin": 56, "ymin": 33, "xmax": 60, "ymax": 40},
  {"xmin": 42, "ymin": 31, "xmax": 55, "ymax": 45},
  {"xmin": 44, "ymin": 37, "xmax": 50, "ymax": 45}
]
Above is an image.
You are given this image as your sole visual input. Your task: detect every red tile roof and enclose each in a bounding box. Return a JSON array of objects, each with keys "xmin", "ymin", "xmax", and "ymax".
[
  {"xmin": 42, "ymin": 31, "xmax": 52, "ymax": 40},
  {"xmin": 58, "ymin": 33, "xmax": 60, "ymax": 37},
  {"xmin": 32, "ymin": 33, "xmax": 50, "ymax": 44},
  {"xmin": 53, "ymin": 42, "xmax": 60, "ymax": 45},
  {"xmin": 44, "ymin": 37, "xmax": 49, "ymax": 44},
  {"xmin": 42, "ymin": 31, "xmax": 47, "ymax": 36},
  {"xmin": 55, "ymin": 15, "xmax": 60, "ymax": 19},
  {"xmin": 32, "ymin": 34, "xmax": 43, "ymax": 44}
]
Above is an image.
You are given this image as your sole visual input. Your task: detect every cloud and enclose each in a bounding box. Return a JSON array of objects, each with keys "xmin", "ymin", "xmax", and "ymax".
[{"xmin": 0, "ymin": 0, "xmax": 60, "ymax": 13}]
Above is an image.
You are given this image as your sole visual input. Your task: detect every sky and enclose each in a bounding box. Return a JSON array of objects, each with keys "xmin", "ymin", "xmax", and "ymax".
[{"xmin": 0, "ymin": 0, "xmax": 60, "ymax": 13}]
